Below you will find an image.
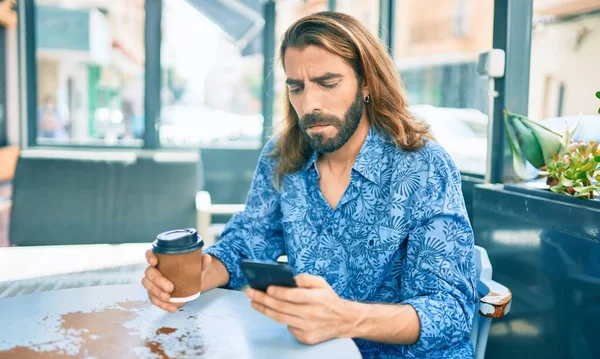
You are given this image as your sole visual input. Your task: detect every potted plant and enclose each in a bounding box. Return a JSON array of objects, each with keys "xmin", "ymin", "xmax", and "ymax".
[
  {"xmin": 471, "ymin": 108, "xmax": 600, "ymax": 359},
  {"xmin": 502, "ymin": 108, "xmax": 600, "ymax": 201},
  {"xmin": 546, "ymin": 141, "xmax": 600, "ymax": 199}
]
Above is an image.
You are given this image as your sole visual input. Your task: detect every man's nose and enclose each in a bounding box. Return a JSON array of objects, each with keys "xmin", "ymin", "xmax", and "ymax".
[{"xmin": 301, "ymin": 88, "xmax": 322, "ymax": 115}]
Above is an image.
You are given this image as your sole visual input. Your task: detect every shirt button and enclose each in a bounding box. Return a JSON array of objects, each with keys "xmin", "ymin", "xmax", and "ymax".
[
  {"xmin": 368, "ymin": 239, "xmax": 374, "ymax": 246},
  {"xmin": 326, "ymin": 227, "xmax": 334, "ymax": 235}
]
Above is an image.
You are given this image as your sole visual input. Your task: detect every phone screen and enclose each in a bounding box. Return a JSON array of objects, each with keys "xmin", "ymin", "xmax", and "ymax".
[{"xmin": 241, "ymin": 260, "xmax": 297, "ymax": 292}]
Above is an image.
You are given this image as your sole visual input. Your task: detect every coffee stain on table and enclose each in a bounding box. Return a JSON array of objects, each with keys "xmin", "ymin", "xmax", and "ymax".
[
  {"xmin": 0, "ymin": 301, "xmax": 205, "ymax": 358},
  {"xmin": 155, "ymin": 327, "xmax": 177, "ymax": 336}
]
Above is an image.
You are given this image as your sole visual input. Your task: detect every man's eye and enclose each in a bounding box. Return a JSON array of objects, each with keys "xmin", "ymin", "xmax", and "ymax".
[
  {"xmin": 321, "ymin": 83, "xmax": 337, "ymax": 89},
  {"xmin": 289, "ymin": 87, "xmax": 301, "ymax": 94}
]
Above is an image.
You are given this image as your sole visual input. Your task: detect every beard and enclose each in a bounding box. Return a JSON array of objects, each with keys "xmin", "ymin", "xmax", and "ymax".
[{"xmin": 298, "ymin": 88, "xmax": 364, "ymax": 153}]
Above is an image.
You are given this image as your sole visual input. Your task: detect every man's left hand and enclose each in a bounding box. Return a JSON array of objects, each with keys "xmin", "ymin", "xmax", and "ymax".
[{"xmin": 245, "ymin": 273, "xmax": 355, "ymax": 345}]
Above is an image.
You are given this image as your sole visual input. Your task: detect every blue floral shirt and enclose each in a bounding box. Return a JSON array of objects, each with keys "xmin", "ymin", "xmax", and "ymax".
[{"xmin": 205, "ymin": 127, "xmax": 477, "ymax": 358}]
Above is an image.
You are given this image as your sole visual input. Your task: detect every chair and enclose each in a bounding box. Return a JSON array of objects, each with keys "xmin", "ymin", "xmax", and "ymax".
[
  {"xmin": 472, "ymin": 245, "xmax": 512, "ymax": 359},
  {"xmin": 195, "ymin": 190, "xmax": 245, "ymax": 247},
  {"xmin": 1, "ymin": 150, "xmax": 206, "ymax": 288},
  {"xmin": 9, "ymin": 150, "xmax": 203, "ymax": 246}
]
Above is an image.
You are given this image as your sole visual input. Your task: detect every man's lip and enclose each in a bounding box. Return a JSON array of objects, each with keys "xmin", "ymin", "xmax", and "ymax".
[{"xmin": 308, "ymin": 124, "xmax": 330, "ymax": 129}]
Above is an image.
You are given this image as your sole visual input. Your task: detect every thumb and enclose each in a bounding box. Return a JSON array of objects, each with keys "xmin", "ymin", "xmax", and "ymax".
[
  {"xmin": 202, "ymin": 254, "xmax": 212, "ymax": 270},
  {"xmin": 294, "ymin": 273, "xmax": 329, "ymax": 289}
]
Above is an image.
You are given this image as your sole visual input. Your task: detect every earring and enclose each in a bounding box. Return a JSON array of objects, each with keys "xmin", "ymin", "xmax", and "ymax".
[{"xmin": 364, "ymin": 95, "xmax": 370, "ymax": 103}]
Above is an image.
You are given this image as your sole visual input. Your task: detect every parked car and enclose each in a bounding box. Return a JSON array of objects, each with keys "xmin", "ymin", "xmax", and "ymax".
[
  {"xmin": 158, "ymin": 105, "xmax": 263, "ymax": 148},
  {"xmin": 410, "ymin": 104, "xmax": 488, "ymax": 175}
]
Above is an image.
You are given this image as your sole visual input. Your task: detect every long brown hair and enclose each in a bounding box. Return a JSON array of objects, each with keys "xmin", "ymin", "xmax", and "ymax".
[{"xmin": 271, "ymin": 11, "xmax": 432, "ymax": 184}]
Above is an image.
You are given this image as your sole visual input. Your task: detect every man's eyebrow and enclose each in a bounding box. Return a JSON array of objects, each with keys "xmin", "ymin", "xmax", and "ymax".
[
  {"xmin": 310, "ymin": 72, "xmax": 343, "ymax": 82},
  {"xmin": 285, "ymin": 78, "xmax": 303, "ymax": 86},
  {"xmin": 285, "ymin": 72, "xmax": 343, "ymax": 86}
]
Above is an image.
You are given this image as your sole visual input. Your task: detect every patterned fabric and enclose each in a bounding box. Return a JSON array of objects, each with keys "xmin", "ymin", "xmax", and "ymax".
[{"xmin": 205, "ymin": 127, "xmax": 477, "ymax": 358}]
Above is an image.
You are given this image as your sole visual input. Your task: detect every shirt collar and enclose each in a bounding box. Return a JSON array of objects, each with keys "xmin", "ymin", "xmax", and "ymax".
[{"xmin": 304, "ymin": 126, "xmax": 386, "ymax": 185}]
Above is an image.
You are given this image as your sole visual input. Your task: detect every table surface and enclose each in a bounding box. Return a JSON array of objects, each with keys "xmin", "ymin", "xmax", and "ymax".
[{"xmin": 0, "ymin": 284, "xmax": 362, "ymax": 359}]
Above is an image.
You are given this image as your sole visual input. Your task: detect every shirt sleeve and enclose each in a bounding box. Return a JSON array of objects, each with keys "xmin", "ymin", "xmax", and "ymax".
[
  {"xmin": 204, "ymin": 140, "xmax": 285, "ymax": 289},
  {"xmin": 400, "ymin": 146, "xmax": 478, "ymax": 356}
]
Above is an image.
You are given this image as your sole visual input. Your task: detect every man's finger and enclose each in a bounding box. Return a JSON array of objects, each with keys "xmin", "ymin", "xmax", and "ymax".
[
  {"xmin": 142, "ymin": 277, "xmax": 170, "ymax": 302},
  {"xmin": 148, "ymin": 294, "xmax": 178, "ymax": 313},
  {"xmin": 246, "ymin": 288, "xmax": 304, "ymax": 317},
  {"xmin": 250, "ymin": 301, "xmax": 305, "ymax": 328},
  {"xmin": 294, "ymin": 273, "xmax": 329, "ymax": 289},
  {"xmin": 145, "ymin": 266, "xmax": 174, "ymax": 293},
  {"xmin": 266, "ymin": 287, "xmax": 316, "ymax": 304},
  {"xmin": 202, "ymin": 254, "xmax": 212, "ymax": 267},
  {"xmin": 145, "ymin": 249, "xmax": 157, "ymax": 267}
]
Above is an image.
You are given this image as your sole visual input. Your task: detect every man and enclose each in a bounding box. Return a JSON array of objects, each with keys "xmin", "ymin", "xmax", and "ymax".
[
  {"xmin": 38, "ymin": 94, "xmax": 69, "ymax": 139},
  {"xmin": 143, "ymin": 11, "xmax": 477, "ymax": 358}
]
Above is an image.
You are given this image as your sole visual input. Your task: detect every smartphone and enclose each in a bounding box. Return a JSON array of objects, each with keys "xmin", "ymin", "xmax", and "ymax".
[{"xmin": 240, "ymin": 259, "xmax": 297, "ymax": 292}]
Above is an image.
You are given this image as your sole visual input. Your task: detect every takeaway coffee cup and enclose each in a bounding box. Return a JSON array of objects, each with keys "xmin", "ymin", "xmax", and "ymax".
[{"xmin": 152, "ymin": 228, "xmax": 204, "ymax": 303}]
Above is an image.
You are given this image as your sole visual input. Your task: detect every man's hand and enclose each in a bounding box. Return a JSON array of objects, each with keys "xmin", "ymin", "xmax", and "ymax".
[
  {"xmin": 141, "ymin": 249, "xmax": 213, "ymax": 313},
  {"xmin": 246, "ymin": 273, "xmax": 355, "ymax": 345}
]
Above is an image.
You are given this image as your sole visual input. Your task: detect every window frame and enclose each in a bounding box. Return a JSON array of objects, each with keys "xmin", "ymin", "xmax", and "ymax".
[{"xmin": 18, "ymin": 0, "xmax": 534, "ymax": 183}]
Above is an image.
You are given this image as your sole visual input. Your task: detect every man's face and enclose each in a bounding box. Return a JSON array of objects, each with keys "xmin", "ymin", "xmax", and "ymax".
[{"xmin": 284, "ymin": 46, "xmax": 366, "ymax": 153}]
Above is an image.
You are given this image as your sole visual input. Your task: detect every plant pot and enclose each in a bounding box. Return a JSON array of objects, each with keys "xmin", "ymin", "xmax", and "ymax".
[
  {"xmin": 471, "ymin": 183, "xmax": 600, "ymax": 359},
  {"xmin": 503, "ymin": 182, "xmax": 600, "ymax": 210}
]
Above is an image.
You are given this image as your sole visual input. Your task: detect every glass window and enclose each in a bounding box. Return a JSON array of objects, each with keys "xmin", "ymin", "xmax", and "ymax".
[
  {"xmin": 529, "ymin": 1, "xmax": 600, "ymax": 141},
  {"xmin": 272, "ymin": 0, "xmax": 328, "ymax": 133},
  {"xmin": 336, "ymin": 0, "xmax": 380, "ymax": 37},
  {"xmin": 394, "ymin": 0, "xmax": 494, "ymax": 175},
  {"xmin": 35, "ymin": 0, "xmax": 145, "ymax": 146},
  {"xmin": 159, "ymin": 0, "xmax": 265, "ymax": 148}
]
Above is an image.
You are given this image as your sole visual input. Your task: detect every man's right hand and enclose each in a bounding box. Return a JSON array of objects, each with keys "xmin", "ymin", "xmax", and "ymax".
[{"xmin": 142, "ymin": 249, "xmax": 213, "ymax": 313}]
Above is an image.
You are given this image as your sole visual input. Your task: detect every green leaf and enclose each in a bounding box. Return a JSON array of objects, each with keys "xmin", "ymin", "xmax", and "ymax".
[
  {"xmin": 523, "ymin": 117, "xmax": 564, "ymax": 164},
  {"xmin": 566, "ymin": 169, "xmax": 574, "ymax": 179},
  {"xmin": 504, "ymin": 111, "xmax": 536, "ymax": 180},
  {"xmin": 587, "ymin": 172, "xmax": 597, "ymax": 184},
  {"xmin": 573, "ymin": 186, "xmax": 596, "ymax": 194},
  {"xmin": 568, "ymin": 118, "xmax": 580, "ymax": 143},
  {"xmin": 508, "ymin": 138, "xmax": 535, "ymax": 180},
  {"xmin": 595, "ymin": 155, "xmax": 600, "ymax": 162},
  {"xmin": 596, "ymin": 91, "xmax": 600, "ymax": 99},
  {"xmin": 505, "ymin": 111, "xmax": 545, "ymax": 168},
  {"xmin": 582, "ymin": 162, "xmax": 597, "ymax": 173},
  {"xmin": 560, "ymin": 175, "xmax": 574, "ymax": 187},
  {"xmin": 561, "ymin": 180, "xmax": 574, "ymax": 187}
]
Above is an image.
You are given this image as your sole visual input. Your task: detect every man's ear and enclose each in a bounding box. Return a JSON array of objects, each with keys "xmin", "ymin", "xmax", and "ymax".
[{"xmin": 362, "ymin": 82, "xmax": 370, "ymax": 99}]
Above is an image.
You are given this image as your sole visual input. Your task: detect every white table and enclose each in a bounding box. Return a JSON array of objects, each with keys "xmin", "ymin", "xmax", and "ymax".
[{"xmin": 0, "ymin": 284, "xmax": 362, "ymax": 358}]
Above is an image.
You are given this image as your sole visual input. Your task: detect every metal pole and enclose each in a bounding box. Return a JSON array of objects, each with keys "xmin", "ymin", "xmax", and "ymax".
[
  {"xmin": 144, "ymin": 0, "xmax": 162, "ymax": 149},
  {"xmin": 490, "ymin": 0, "xmax": 533, "ymax": 183},
  {"xmin": 328, "ymin": 0, "xmax": 336, "ymax": 11},
  {"xmin": 261, "ymin": 0, "xmax": 276, "ymax": 146},
  {"xmin": 19, "ymin": 0, "xmax": 37, "ymax": 148}
]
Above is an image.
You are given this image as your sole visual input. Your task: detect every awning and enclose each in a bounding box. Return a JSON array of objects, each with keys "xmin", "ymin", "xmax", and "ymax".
[{"xmin": 185, "ymin": 0, "xmax": 264, "ymax": 55}]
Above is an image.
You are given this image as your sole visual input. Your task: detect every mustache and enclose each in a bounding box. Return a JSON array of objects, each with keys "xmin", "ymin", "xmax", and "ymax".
[{"xmin": 299, "ymin": 113, "xmax": 342, "ymax": 130}]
